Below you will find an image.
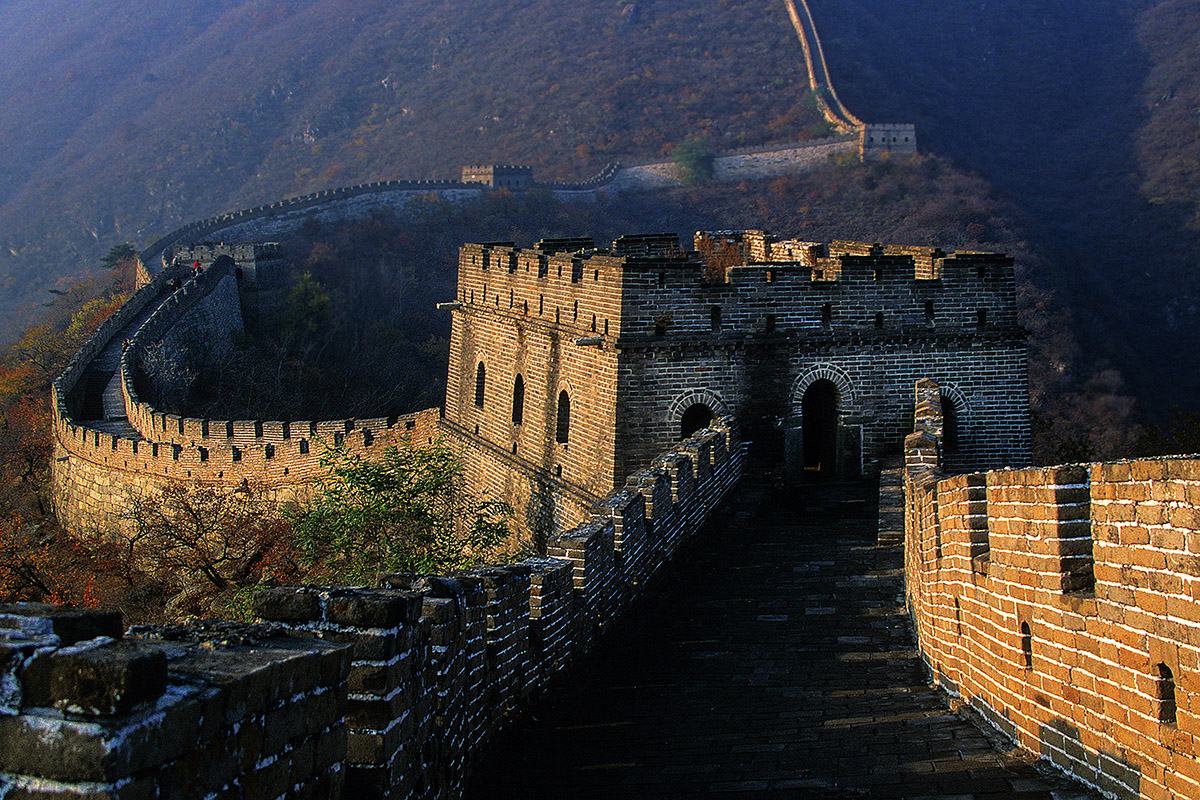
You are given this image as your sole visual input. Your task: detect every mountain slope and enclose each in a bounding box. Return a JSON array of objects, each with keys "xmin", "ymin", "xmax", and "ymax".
[
  {"xmin": 809, "ymin": 0, "xmax": 1200, "ymax": 412},
  {"xmin": 0, "ymin": 0, "xmax": 825, "ymax": 327}
]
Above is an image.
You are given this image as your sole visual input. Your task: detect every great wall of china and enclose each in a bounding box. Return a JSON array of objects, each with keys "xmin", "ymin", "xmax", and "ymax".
[
  {"xmin": 18, "ymin": 3, "xmax": 1194, "ymax": 797},
  {"xmin": 19, "ymin": 367, "xmax": 1200, "ymax": 800},
  {"xmin": 903, "ymin": 383, "xmax": 1200, "ymax": 800},
  {"xmin": 4, "ymin": 416, "xmax": 742, "ymax": 799}
]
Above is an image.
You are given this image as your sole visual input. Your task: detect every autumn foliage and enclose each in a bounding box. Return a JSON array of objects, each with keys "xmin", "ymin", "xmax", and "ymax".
[{"xmin": 121, "ymin": 481, "xmax": 300, "ymax": 620}]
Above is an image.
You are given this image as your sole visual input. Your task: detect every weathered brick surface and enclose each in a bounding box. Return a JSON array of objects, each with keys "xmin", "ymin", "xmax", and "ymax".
[
  {"xmin": 50, "ymin": 244, "xmax": 443, "ymax": 537},
  {"xmin": 0, "ymin": 617, "xmax": 350, "ymax": 799},
  {"xmin": 226, "ymin": 425, "xmax": 742, "ymax": 800},
  {"xmin": 905, "ymin": 380, "xmax": 1200, "ymax": 800},
  {"xmin": 445, "ymin": 232, "xmax": 1027, "ymax": 549}
]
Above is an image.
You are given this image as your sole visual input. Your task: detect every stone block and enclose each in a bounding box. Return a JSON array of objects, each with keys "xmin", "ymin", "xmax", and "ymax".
[
  {"xmin": 22, "ymin": 639, "xmax": 167, "ymax": 717},
  {"xmin": 252, "ymin": 587, "xmax": 321, "ymax": 622},
  {"xmin": 325, "ymin": 589, "xmax": 422, "ymax": 629},
  {"xmin": 0, "ymin": 604, "xmax": 123, "ymax": 645}
]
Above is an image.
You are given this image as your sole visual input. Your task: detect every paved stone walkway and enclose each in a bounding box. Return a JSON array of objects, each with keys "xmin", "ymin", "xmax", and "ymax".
[{"xmin": 466, "ymin": 480, "xmax": 1101, "ymax": 799}]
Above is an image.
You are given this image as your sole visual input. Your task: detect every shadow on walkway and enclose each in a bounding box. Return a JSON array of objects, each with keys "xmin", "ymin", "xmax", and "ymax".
[{"xmin": 465, "ymin": 479, "xmax": 1100, "ymax": 799}]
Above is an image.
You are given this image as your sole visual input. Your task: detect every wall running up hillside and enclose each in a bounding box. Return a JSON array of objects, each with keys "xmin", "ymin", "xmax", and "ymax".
[
  {"xmin": 4, "ymin": 420, "xmax": 741, "ymax": 800},
  {"xmin": 904, "ymin": 380, "xmax": 1200, "ymax": 800},
  {"xmin": 51, "ymin": 249, "xmax": 443, "ymax": 536}
]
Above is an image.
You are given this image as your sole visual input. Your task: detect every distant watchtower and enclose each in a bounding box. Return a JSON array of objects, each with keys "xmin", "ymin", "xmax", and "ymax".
[
  {"xmin": 860, "ymin": 124, "xmax": 918, "ymax": 159},
  {"xmin": 461, "ymin": 165, "xmax": 534, "ymax": 191}
]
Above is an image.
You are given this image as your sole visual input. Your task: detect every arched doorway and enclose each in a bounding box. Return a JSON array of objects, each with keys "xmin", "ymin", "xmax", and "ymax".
[
  {"xmin": 940, "ymin": 394, "xmax": 959, "ymax": 455},
  {"xmin": 680, "ymin": 403, "xmax": 713, "ymax": 439},
  {"xmin": 802, "ymin": 379, "xmax": 839, "ymax": 480}
]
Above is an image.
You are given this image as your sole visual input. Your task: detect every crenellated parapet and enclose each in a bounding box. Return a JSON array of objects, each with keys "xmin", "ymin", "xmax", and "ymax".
[
  {"xmin": 50, "ymin": 243, "xmax": 445, "ymax": 535},
  {"xmin": 2, "ymin": 418, "xmax": 741, "ymax": 800},
  {"xmin": 449, "ymin": 229, "xmax": 1026, "ymax": 506},
  {"xmin": 0, "ymin": 605, "xmax": 350, "ymax": 799},
  {"xmin": 904, "ymin": 379, "xmax": 1200, "ymax": 800},
  {"xmin": 454, "ymin": 233, "xmax": 1018, "ymax": 348}
]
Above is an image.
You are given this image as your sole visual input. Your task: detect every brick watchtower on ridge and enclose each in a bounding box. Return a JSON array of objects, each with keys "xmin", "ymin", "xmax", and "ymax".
[{"xmin": 442, "ymin": 230, "xmax": 1029, "ymax": 536}]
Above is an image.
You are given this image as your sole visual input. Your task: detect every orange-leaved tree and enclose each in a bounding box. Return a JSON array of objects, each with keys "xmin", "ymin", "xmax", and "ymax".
[{"xmin": 121, "ymin": 481, "xmax": 300, "ymax": 620}]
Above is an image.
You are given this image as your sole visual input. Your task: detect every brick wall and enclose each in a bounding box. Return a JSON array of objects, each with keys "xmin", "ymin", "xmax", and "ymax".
[
  {"xmin": 51, "ymin": 244, "xmax": 443, "ymax": 535},
  {"xmin": 5, "ymin": 421, "xmax": 741, "ymax": 800},
  {"xmin": 861, "ymin": 123, "xmax": 918, "ymax": 159},
  {"xmin": 448, "ymin": 233, "xmax": 1027, "ymax": 513},
  {"xmin": 134, "ymin": 136, "xmax": 859, "ymax": 273},
  {"xmin": 904, "ymin": 381, "xmax": 1200, "ymax": 800}
]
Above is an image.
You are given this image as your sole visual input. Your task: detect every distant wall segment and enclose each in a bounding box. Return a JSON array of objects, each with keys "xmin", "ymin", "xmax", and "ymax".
[
  {"xmin": 904, "ymin": 381, "xmax": 1200, "ymax": 800},
  {"xmin": 135, "ymin": 137, "xmax": 860, "ymax": 273}
]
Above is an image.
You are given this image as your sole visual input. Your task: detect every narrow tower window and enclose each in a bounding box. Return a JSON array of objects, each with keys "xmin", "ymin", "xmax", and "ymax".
[
  {"xmin": 710, "ymin": 306, "xmax": 722, "ymax": 332},
  {"xmin": 556, "ymin": 391, "xmax": 571, "ymax": 444},
  {"xmin": 1020, "ymin": 622, "xmax": 1033, "ymax": 670},
  {"xmin": 925, "ymin": 300, "xmax": 935, "ymax": 325},
  {"xmin": 821, "ymin": 303, "xmax": 832, "ymax": 329},
  {"xmin": 1156, "ymin": 664, "xmax": 1178, "ymax": 725},
  {"xmin": 474, "ymin": 362, "xmax": 486, "ymax": 408},
  {"xmin": 512, "ymin": 375, "xmax": 524, "ymax": 426}
]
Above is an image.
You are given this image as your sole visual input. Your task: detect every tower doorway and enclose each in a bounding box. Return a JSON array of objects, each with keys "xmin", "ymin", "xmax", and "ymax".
[
  {"xmin": 680, "ymin": 403, "xmax": 714, "ymax": 439},
  {"xmin": 940, "ymin": 394, "xmax": 959, "ymax": 455},
  {"xmin": 802, "ymin": 379, "xmax": 838, "ymax": 480}
]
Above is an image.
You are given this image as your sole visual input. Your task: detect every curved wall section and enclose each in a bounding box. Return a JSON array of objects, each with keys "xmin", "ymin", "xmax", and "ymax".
[
  {"xmin": 51, "ymin": 243, "xmax": 445, "ymax": 536},
  {"xmin": 5, "ymin": 420, "xmax": 742, "ymax": 799},
  {"xmin": 904, "ymin": 382, "xmax": 1200, "ymax": 800}
]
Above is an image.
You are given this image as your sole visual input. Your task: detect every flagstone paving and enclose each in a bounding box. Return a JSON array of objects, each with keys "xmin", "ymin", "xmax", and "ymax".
[{"xmin": 465, "ymin": 480, "xmax": 1102, "ymax": 799}]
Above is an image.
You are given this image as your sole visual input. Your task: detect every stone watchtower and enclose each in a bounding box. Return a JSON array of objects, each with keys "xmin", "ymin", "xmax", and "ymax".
[
  {"xmin": 441, "ymin": 230, "xmax": 1029, "ymax": 535},
  {"xmin": 460, "ymin": 165, "xmax": 534, "ymax": 191},
  {"xmin": 860, "ymin": 124, "xmax": 918, "ymax": 159}
]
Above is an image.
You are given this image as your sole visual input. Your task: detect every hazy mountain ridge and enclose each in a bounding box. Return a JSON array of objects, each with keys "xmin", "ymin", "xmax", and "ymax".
[
  {"xmin": 810, "ymin": 0, "xmax": 1200, "ymax": 413},
  {"xmin": 1, "ymin": 0, "xmax": 1197, "ymax": 420}
]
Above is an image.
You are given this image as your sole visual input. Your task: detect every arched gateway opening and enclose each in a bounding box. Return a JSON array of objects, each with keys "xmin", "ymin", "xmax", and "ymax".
[
  {"xmin": 680, "ymin": 403, "xmax": 713, "ymax": 439},
  {"xmin": 802, "ymin": 379, "xmax": 839, "ymax": 480}
]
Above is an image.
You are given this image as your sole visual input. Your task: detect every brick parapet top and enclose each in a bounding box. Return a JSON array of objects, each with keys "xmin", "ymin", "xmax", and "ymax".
[
  {"xmin": 454, "ymin": 232, "xmax": 1020, "ymax": 347},
  {"xmin": 53, "ymin": 245, "xmax": 445, "ymax": 482}
]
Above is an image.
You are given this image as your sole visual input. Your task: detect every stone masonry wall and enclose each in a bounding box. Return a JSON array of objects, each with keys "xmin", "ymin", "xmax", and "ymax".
[
  {"xmin": 4, "ymin": 421, "xmax": 741, "ymax": 800},
  {"xmin": 445, "ymin": 242, "xmax": 625, "ymax": 545},
  {"xmin": 904, "ymin": 381, "xmax": 1200, "ymax": 800},
  {"xmin": 135, "ymin": 137, "xmax": 858, "ymax": 273},
  {"xmin": 606, "ymin": 136, "xmax": 858, "ymax": 192},
  {"xmin": 451, "ymin": 236, "xmax": 1028, "ymax": 493},
  {"xmin": 0, "ymin": 605, "xmax": 350, "ymax": 799}
]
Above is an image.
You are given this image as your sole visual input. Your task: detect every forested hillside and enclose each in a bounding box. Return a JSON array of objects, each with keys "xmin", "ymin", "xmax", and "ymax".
[
  {"xmin": 0, "ymin": 0, "xmax": 824, "ymax": 331},
  {"xmin": 810, "ymin": 0, "xmax": 1200, "ymax": 415},
  {"xmin": 0, "ymin": 0, "xmax": 1197, "ymax": 423}
]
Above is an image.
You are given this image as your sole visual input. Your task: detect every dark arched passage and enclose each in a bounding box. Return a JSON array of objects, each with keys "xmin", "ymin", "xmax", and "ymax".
[
  {"xmin": 680, "ymin": 403, "xmax": 713, "ymax": 439},
  {"xmin": 940, "ymin": 394, "xmax": 959, "ymax": 455},
  {"xmin": 802, "ymin": 379, "xmax": 838, "ymax": 480}
]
